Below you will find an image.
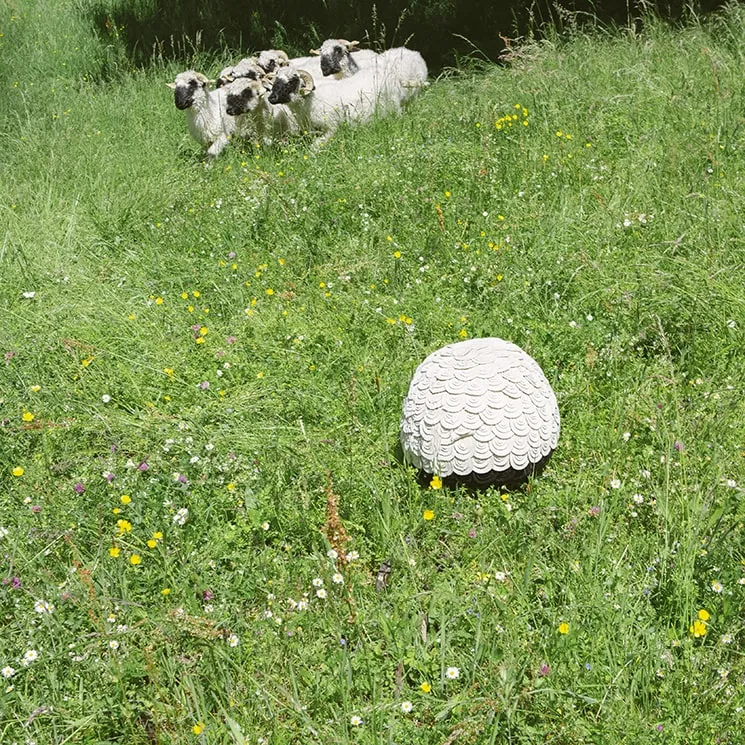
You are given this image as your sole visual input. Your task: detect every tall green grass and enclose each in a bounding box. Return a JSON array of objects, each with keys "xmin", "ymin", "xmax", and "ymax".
[{"xmin": 2, "ymin": 1, "xmax": 745, "ymax": 743}]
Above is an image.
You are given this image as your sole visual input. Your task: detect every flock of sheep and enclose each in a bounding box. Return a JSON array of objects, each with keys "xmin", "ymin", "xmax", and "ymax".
[{"xmin": 167, "ymin": 39, "xmax": 429, "ymax": 156}]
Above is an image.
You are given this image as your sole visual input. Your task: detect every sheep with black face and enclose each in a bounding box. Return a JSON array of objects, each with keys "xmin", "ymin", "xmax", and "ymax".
[
  {"xmin": 266, "ymin": 64, "xmax": 401, "ymax": 144},
  {"xmin": 311, "ymin": 39, "xmax": 379, "ymax": 78},
  {"xmin": 168, "ymin": 70, "xmax": 236, "ymax": 157},
  {"xmin": 216, "ymin": 57, "xmax": 264, "ymax": 88},
  {"xmin": 224, "ymin": 76, "xmax": 297, "ymax": 143}
]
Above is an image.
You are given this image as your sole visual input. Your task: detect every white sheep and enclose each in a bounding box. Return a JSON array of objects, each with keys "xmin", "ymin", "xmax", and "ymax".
[
  {"xmin": 224, "ymin": 76, "xmax": 297, "ymax": 143},
  {"xmin": 168, "ymin": 70, "xmax": 236, "ymax": 157},
  {"xmin": 266, "ymin": 65, "xmax": 401, "ymax": 141},
  {"xmin": 256, "ymin": 49, "xmax": 290, "ymax": 73},
  {"xmin": 310, "ymin": 39, "xmax": 379, "ymax": 78},
  {"xmin": 378, "ymin": 47, "xmax": 428, "ymax": 104},
  {"xmin": 216, "ymin": 57, "xmax": 264, "ymax": 88}
]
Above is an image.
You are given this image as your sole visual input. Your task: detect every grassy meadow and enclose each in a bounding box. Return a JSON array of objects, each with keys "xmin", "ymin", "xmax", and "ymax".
[{"xmin": 2, "ymin": 0, "xmax": 745, "ymax": 742}]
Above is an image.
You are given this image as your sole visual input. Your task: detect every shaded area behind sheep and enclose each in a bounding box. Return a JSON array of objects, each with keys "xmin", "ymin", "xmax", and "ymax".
[{"xmin": 86, "ymin": 0, "xmax": 728, "ymax": 76}]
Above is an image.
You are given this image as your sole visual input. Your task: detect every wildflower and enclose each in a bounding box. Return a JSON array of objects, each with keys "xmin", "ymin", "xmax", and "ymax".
[
  {"xmin": 173, "ymin": 507, "xmax": 189, "ymax": 526},
  {"xmin": 712, "ymin": 580, "xmax": 723, "ymax": 593},
  {"xmin": 129, "ymin": 554, "xmax": 142, "ymax": 565},
  {"xmin": 109, "ymin": 640, "xmax": 120, "ymax": 650},
  {"xmin": 22, "ymin": 649, "xmax": 38, "ymax": 666},
  {"xmin": 192, "ymin": 722, "xmax": 205, "ymax": 735},
  {"xmin": 609, "ymin": 478, "xmax": 621, "ymax": 489},
  {"xmin": 155, "ymin": 297, "xmax": 164, "ymax": 305},
  {"xmin": 33, "ymin": 600, "xmax": 54, "ymax": 614},
  {"xmin": 327, "ymin": 549, "xmax": 338, "ymax": 560},
  {"xmin": 1, "ymin": 666, "xmax": 15, "ymax": 678},
  {"xmin": 346, "ymin": 550, "xmax": 359, "ymax": 562},
  {"xmin": 721, "ymin": 633, "xmax": 734, "ymax": 644},
  {"xmin": 445, "ymin": 666, "xmax": 460, "ymax": 680},
  {"xmin": 12, "ymin": 467, "xmax": 24, "ymax": 477},
  {"xmin": 120, "ymin": 495, "xmax": 131, "ymax": 505},
  {"xmin": 312, "ymin": 578, "xmax": 324, "ymax": 588},
  {"xmin": 315, "ymin": 588, "xmax": 327, "ymax": 599},
  {"xmin": 147, "ymin": 539, "xmax": 157, "ymax": 549},
  {"xmin": 116, "ymin": 519, "xmax": 132, "ymax": 534},
  {"xmin": 22, "ymin": 411, "xmax": 34, "ymax": 422},
  {"xmin": 349, "ymin": 715, "xmax": 363, "ymax": 727},
  {"xmin": 420, "ymin": 681, "xmax": 431, "ymax": 693},
  {"xmin": 690, "ymin": 619, "xmax": 707, "ymax": 638},
  {"xmin": 109, "ymin": 547, "xmax": 120, "ymax": 558},
  {"xmin": 538, "ymin": 662, "xmax": 550, "ymax": 677},
  {"xmin": 161, "ymin": 588, "xmax": 171, "ymax": 596},
  {"xmin": 698, "ymin": 609, "xmax": 710, "ymax": 622},
  {"xmin": 400, "ymin": 700, "xmax": 413, "ymax": 713},
  {"xmin": 101, "ymin": 394, "xmax": 111, "ymax": 403},
  {"xmin": 261, "ymin": 521, "xmax": 270, "ymax": 531},
  {"xmin": 227, "ymin": 634, "xmax": 240, "ymax": 647},
  {"xmin": 423, "ymin": 509, "xmax": 435, "ymax": 521},
  {"xmin": 332, "ymin": 573, "xmax": 344, "ymax": 585},
  {"xmin": 393, "ymin": 250, "xmax": 401, "ymax": 259},
  {"xmin": 558, "ymin": 622, "xmax": 570, "ymax": 635}
]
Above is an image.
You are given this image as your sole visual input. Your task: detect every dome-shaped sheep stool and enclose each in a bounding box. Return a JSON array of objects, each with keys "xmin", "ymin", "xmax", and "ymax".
[{"xmin": 400, "ymin": 337, "xmax": 560, "ymax": 488}]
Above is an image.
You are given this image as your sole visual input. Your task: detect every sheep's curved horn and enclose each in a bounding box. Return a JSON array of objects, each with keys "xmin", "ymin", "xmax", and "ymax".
[
  {"xmin": 298, "ymin": 69, "xmax": 315, "ymax": 94},
  {"xmin": 276, "ymin": 50, "xmax": 289, "ymax": 65},
  {"xmin": 309, "ymin": 48, "xmax": 320, "ymax": 55},
  {"xmin": 166, "ymin": 81, "xmax": 176, "ymax": 89},
  {"xmin": 341, "ymin": 39, "xmax": 360, "ymax": 50},
  {"xmin": 194, "ymin": 72, "xmax": 212, "ymax": 85}
]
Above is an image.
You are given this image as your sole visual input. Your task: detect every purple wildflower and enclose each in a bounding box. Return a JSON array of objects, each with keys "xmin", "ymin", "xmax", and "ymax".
[{"xmin": 73, "ymin": 482, "xmax": 85, "ymax": 494}]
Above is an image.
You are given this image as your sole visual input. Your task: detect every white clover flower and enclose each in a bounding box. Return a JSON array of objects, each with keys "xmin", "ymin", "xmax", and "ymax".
[
  {"xmin": 1, "ymin": 666, "xmax": 15, "ymax": 679},
  {"xmin": 315, "ymin": 588, "xmax": 327, "ymax": 599},
  {"xmin": 227, "ymin": 634, "xmax": 240, "ymax": 647},
  {"xmin": 332, "ymin": 573, "xmax": 344, "ymax": 585},
  {"xmin": 22, "ymin": 650, "xmax": 39, "ymax": 666},
  {"xmin": 172, "ymin": 507, "xmax": 189, "ymax": 526},
  {"xmin": 400, "ymin": 700, "xmax": 413, "ymax": 713},
  {"xmin": 493, "ymin": 571, "xmax": 507, "ymax": 582},
  {"xmin": 445, "ymin": 666, "xmax": 460, "ymax": 680},
  {"xmin": 622, "ymin": 432, "xmax": 631, "ymax": 442}
]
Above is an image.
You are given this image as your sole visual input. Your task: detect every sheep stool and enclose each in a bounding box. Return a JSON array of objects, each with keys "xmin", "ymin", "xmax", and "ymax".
[{"xmin": 400, "ymin": 338, "xmax": 560, "ymax": 488}]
